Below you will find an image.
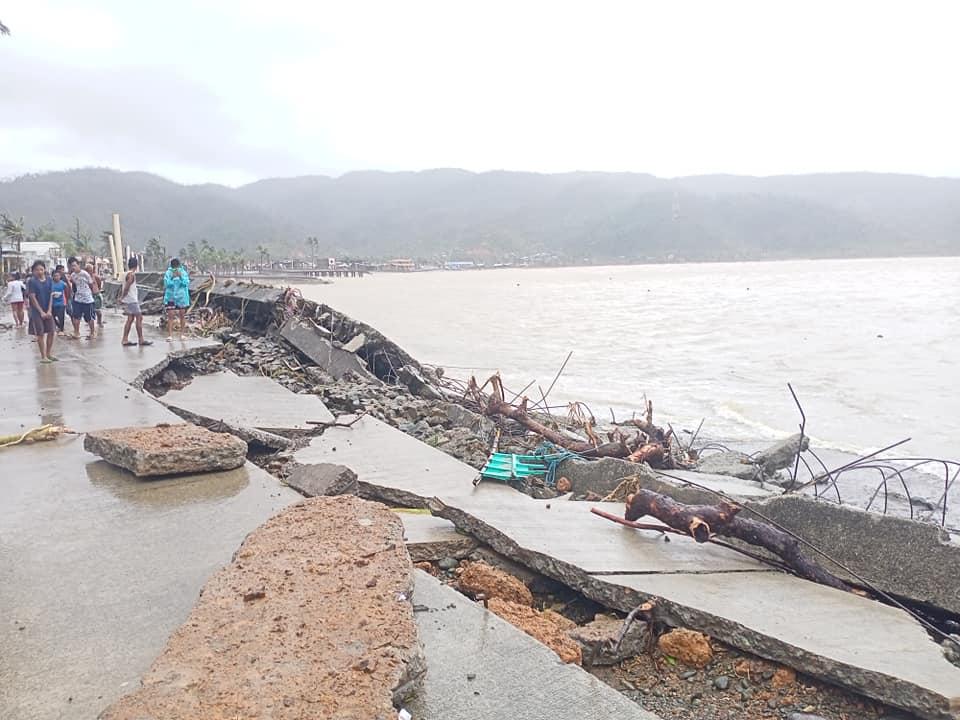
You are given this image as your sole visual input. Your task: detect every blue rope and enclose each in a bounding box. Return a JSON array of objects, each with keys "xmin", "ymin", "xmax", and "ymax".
[{"xmin": 533, "ymin": 442, "xmax": 583, "ymax": 488}]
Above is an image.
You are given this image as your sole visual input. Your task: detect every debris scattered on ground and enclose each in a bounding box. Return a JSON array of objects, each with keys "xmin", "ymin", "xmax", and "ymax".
[
  {"xmin": 83, "ymin": 423, "xmax": 247, "ymax": 477},
  {"xmin": 99, "ymin": 496, "xmax": 425, "ymax": 719},
  {"xmin": 456, "ymin": 561, "xmax": 534, "ymax": 606}
]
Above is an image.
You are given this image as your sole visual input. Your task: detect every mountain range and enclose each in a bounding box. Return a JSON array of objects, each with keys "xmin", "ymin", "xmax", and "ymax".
[{"xmin": 1, "ymin": 168, "xmax": 958, "ymax": 262}]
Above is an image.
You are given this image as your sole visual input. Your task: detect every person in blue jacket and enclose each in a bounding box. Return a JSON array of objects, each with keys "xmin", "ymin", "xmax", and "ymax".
[{"xmin": 163, "ymin": 258, "xmax": 190, "ymax": 341}]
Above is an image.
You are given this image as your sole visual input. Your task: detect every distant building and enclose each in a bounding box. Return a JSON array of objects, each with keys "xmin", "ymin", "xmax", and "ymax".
[
  {"xmin": 387, "ymin": 258, "xmax": 415, "ymax": 272},
  {"xmin": 444, "ymin": 260, "xmax": 475, "ymax": 270},
  {"xmin": 2, "ymin": 241, "xmax": 62, "ymax": 273}
]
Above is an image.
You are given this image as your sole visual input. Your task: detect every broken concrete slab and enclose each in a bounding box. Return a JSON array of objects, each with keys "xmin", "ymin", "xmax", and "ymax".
[
  {"xmin": 398, "ymin": 512, "xmax": 478, "ymax": 562},
  {"xmin": 280, "ymin": 317, "xmax": 377, "ymax": 380},
  {"xmin": 0, "ymin": 323, "xmax": 301, "ymax": 720},
  {"xmin": 285, "ymin": 462, "xmax": 358, "ymax": 496},
  {"xmin": 562, "ymin": 455, "xmax": 960, "ymax": 617},
  {"xmin": 600, "ymin": 571, "xmax": 960, "ymax": 720},
  {"xmin": 405, "ymin": 570, "xmax": 662, "ymax": 720},
  {"xmin": 746, "ymin": 494, "xmax": 960, "ymax": 616},
  {"xmin": 84, "ymin": 423, "xmax": 247, "ymax": 477},
  {"xmin": 695, "ymin": 450, "xmax": 763, "ymax": 480},
  {"xmin": 101, "ymin": 496, "xmax": 425, "ymax": 720},
  {"xmin": 557, "ymin": 456, "xmax": 772, "ymax": 502},
  {"xmin": 342, "ymin": 332, "xmax": 366, "ymax": 353},
  {"xmin": 296, "ymin": 415, "xmax": 960, "ymax": 719},
  {"xmin": 161, "ymin": 370, "xmax": 334, "ymax": 431},
  {"xmin": 160, "ymin": 402, "xmax": 293, "ymax": 451}
]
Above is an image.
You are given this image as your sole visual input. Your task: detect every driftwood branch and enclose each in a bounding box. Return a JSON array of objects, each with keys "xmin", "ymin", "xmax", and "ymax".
[
  {"xmin": 473, "ymin": 374, "xmax": 675, "ymax": 467},
  {"xmin": 623, "ymin": 488, "xmax": 851, "ymax": 591}
]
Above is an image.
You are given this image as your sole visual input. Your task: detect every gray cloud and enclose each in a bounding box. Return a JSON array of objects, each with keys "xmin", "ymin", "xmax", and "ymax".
[{"xmin": 0, "ymin": 54, "xmax": 303, "ymax": 180}]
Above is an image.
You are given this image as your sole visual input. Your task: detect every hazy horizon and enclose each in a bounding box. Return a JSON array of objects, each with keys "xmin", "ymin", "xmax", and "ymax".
[
  {"xmin": 2, "ymin": 1, "xmax": 959, "ymax": 186},
  {"xmin": 5, "ymin": 165, "xmax": 960, "ymax": 191}
]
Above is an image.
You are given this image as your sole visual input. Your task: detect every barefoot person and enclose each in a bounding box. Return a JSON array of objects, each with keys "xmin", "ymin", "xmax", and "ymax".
[
  {"xmin": 50, "ymin": 269, "xmax": 67, "ymax": 334},
  {"xmin": 163, "ymin": 258, "xmax": 190, "ymax": 341},
  {"xmin": 120, "ymin": 257, "xmax": 152, "ymax": 347},
  {"xmin": 68, "ymin": 256, "xmax": 97, "ymax": 339},
  {"xmin": 3, "ymin": 271, "xmax": 26, "ymax": 327},
  {"xmin": 26, "ymin": 260, "xmax": 57, "ymax": 362}
]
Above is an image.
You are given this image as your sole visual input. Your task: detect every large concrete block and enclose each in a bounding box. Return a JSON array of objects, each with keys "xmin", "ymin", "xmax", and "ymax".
[
  {"xmin": 280, "ymin": 318, "xmax": 375, "ymax": 380},
  {"xmin": 100, "ymin": 496, "xmax": 425, "ymax": 720},
  {"xmin": 84, "ymin": 423, "xmax": 247, "ymax": 477}
]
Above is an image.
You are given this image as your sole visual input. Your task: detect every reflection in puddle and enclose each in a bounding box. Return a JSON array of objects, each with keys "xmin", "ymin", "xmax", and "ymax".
[{"xmin": 86, "ymin": 460, "xmax": 250, "ymax": 507}]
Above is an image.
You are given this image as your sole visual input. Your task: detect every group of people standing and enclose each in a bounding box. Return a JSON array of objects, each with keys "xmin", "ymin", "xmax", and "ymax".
[
  {"xmin": 3, "ymin": 257, "xmax": 111, "ymax": 362},
  {"xmin": 4, "ymin": 255, "xmax": 192, "ymax": 362}
]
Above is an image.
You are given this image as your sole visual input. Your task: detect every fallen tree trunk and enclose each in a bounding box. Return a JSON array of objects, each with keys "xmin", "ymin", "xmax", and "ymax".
[
  {"xmin": 624, "ymin": 488, "xmax": 851, "ymax": 591},
  {"xmin": 484, "ymin": 396, "xmax": 630, "ymax": 459}
]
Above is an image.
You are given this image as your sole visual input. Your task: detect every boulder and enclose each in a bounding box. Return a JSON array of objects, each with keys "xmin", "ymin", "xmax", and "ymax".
[
  {"xmin": 99, "ymin": 496, "xmax": 425, "ymax": 720},
  {"xmin": 84, "ymin": 423, "xmax": 247, "ymax": 477},
  {"xmin": 657, "ymin": 628, "xmax": 713, "ymax": 668},
  {"xmin": 754, "ymin": 433, "xmax": 809, "ymax": 475},
  {"xmin": 285, "ymin": 462, "xmax": 358, "ymax": 497},
  {"xmin": 567, "ymin": 615, "xmax": 649, "ymax": 666}
]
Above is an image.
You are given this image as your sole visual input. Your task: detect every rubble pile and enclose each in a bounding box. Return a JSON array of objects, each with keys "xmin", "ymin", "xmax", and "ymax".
[{"xmin": 165, "ymin": 330, "xmax": 536, "ymax": 474}]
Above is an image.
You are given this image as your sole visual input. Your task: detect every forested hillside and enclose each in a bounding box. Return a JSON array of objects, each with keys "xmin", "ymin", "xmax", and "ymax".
[{"xmin": 1, "ymin": 168, "xmax": 957, "ymax": 262}]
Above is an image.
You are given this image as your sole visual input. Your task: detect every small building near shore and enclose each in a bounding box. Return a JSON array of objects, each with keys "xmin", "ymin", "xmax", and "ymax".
[{"xmin": 386, "ymin": 258, "xmax": 415, "ymax": 272}]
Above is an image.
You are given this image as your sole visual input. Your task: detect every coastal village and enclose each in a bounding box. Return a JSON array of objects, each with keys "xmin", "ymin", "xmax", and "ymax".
[{"xmin": 2, "ymin": 220, "xmax": 959, "ymax": 720}]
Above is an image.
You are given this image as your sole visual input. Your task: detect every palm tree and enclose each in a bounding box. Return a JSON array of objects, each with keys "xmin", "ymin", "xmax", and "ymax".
[
  {"xmin": 145, "ymin": 237, "xmax": 164, "ymax": 270},
  {"xmin": 256, "ymin": 244, "xmax": 269, "ymax": 272},
  {"xmin": 1, "ymin": 213, "xmax": 25, "ymax": 270},
  {"xmin": 306, "ymin": 236, "xmax": 319, "ymax": 269}
]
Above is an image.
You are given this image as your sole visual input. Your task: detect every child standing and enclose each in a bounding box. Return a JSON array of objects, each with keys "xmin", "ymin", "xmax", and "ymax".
[
  {"xmin": 3, "ymin": 271, "xmax": 26, "ymax": 327},
  {"xmin": 50, "ymin": 269, "xmax": 67, "ymax": 334},
  {"xmin": 26, "ymin": 260, "xmax": 56, "ymax": 362}
]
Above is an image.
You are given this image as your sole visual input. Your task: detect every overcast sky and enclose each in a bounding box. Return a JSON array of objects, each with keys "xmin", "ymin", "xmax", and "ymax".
[{"xmin": 1, "ymin": 0, "xmax": 958, "ymax": 186}]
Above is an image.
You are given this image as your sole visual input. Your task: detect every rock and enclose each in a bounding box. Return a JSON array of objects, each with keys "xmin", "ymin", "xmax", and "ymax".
[
  {"xmin": 456, "ymin": 561, "xmax": 534, "ymax": 606},
  {"xmin": 754, "ymin": 433, "xmax": 809, "ymax": 475},
  {"xmin": 657, "ymin": 629, "xmax": 713, "ymax": 668},
  {"xmin": 713, "ymin": 675, "xmax": 730, "ymax": 690},
  {"xmin": 397, "ymin": 365, "xmax": 441, "ymax": 400},
  {"xmin": 771, "ymin": 666, "xmax": 796, "ymax": 687},
  {"xmin": 99, "ymin": 496, "xmax": 425, "ymax": 719},
  {"xmin": 486, "ymin": 598, "xmax": 582, "ymax": 665},
  {"xmin": 84, "ymin": 423, "xmax": 247, "ymax": 477},
  {"xmin": 342, "ymin": 333, "xmax": 366, "ymax": 353},
  {"xmin": 566, "ymin": 616, "xmax": 648, "ymax": 666},
  {"xmin": 695, "ymin": 452, "xmax": 761, "ymax": 481},
  {"xmin": 556, "ymin": 476, "xmax": 572, "ymax": 493},
  {"xmin": 285, "ymin": 463, "xmax": 358, "ymax": 497},
  {"xmin": 786, "ymin": 714, "xmax": 828, "ymax": 720},
  {"xmin": 437, "ymin": 557, "xmax": 459, "ymax": 571}
]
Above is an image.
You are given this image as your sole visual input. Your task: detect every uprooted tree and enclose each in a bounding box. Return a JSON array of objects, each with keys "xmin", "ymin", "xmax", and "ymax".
[
  {"xmin": 466, "ymin": 374, "xmax": 682, "ymax": 468},
  {"xmin": 616, "ymin": 488, "xmax": 851, "ymax": 591}
]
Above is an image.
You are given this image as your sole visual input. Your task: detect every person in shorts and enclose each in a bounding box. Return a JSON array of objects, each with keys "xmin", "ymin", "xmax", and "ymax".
[
  {"xmin": 26, "ymin": 260, "xmax": 57, "ymax": 362},
  {"xmin": 120, "ymin": 257, "xmax": 151, "ymax": 347},
  {"xmin": 3, "ymin": 271, "xmax": 26, "ymax": 327},
  {"xmin": 67, "ymin": 256, "xmax": 97, "ymax": 339},
  {"xmin": 163, "ymin": 258, "xmax": 190, "ymax": 341},
  {"xmin": 50, "ymin": 268, "xmax": 67, "ymax": 333}
]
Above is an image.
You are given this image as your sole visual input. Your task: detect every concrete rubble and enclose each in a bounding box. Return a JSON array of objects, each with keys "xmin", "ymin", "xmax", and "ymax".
[
  {"xmin": 406, "ymin": 571, "xmax": 661, "ymax": 720},
  {"xmin": 293, "ymin": 414, "xmax": 960, "ymax": 720},
  {"xmin": 84, "ymin": 423, "xmax": 247, "ymax": 476},
  {"xmin": 285, "ymin": 461, "xmax": 359, "ymax": 496},
  {"xmin": 48, "ymin": 276, "xmax": 956, "ymax": 720},
  {"xmin": 100, "ymin": 496, "xmax": 425, "ymax": 720}
]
